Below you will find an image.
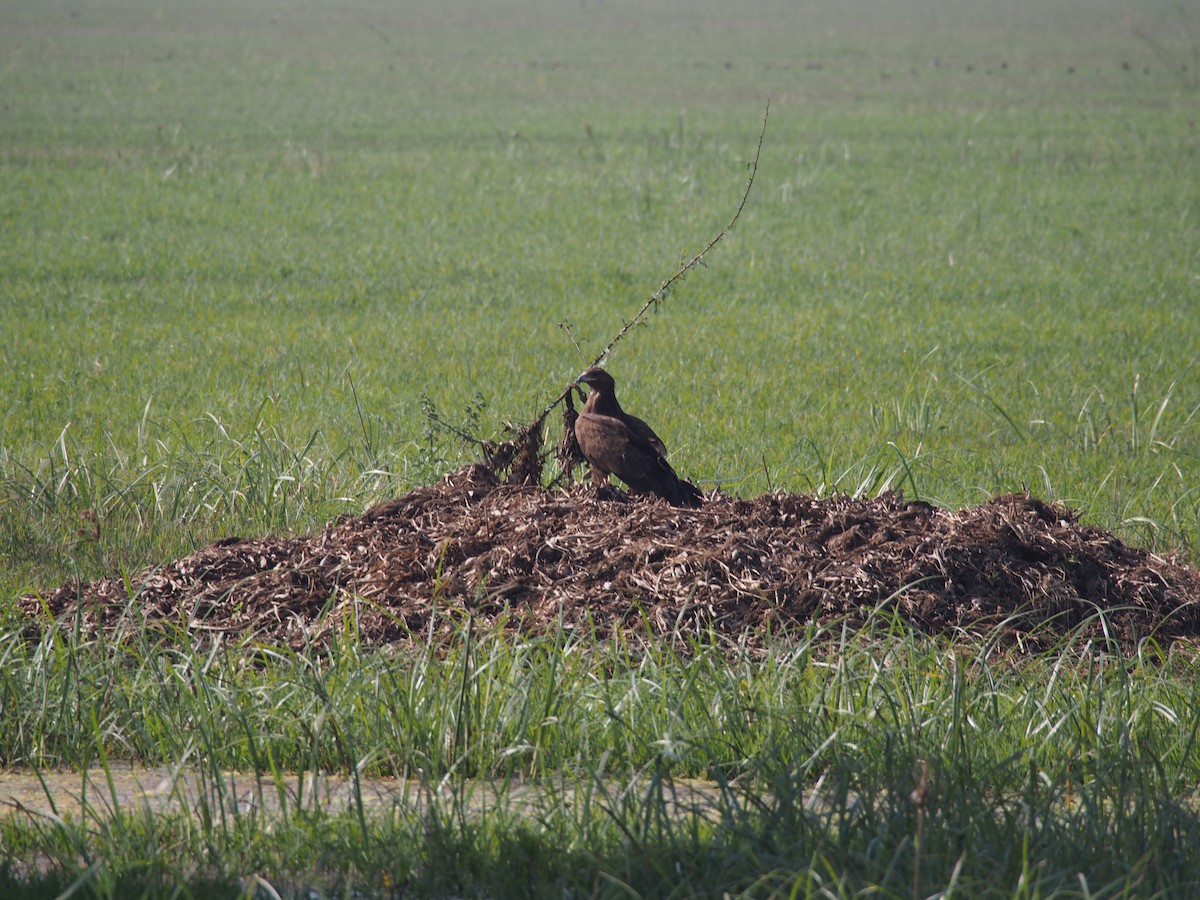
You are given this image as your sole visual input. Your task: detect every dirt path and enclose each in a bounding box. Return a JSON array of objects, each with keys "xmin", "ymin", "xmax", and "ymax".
[{"xmin": 0, "ymin": 765, "xmax": 729, "ymax": 823}]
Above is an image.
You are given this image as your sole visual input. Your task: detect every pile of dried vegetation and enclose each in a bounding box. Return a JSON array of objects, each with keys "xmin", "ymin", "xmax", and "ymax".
[
  {"xmin": 28, "ymin": 110, "xmax": 1199, "ymax": 655},
  {"xmin": 23, "ymin": 465, "xmax": 1200, "ymax": 653}
]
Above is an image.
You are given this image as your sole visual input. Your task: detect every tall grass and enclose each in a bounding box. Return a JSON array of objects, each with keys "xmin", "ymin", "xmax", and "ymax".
[{"xmin": 3, "ymin": 612, "xmax": 1200, "ymax": 896}]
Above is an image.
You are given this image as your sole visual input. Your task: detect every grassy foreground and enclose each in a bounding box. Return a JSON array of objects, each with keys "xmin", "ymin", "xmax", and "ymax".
[
  {"xmin": 3, "ymin": 0, "xmax": 1200, "ymax": 895},
  {"xmin": 3, "ymin": 612, "xmax": 1200, "ymax": 897}
]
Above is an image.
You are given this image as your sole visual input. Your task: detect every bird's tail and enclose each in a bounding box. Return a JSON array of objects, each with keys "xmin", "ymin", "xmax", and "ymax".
[{"xmin": 672, "ymin": 477, "xmax": 704, "ymax": 508}]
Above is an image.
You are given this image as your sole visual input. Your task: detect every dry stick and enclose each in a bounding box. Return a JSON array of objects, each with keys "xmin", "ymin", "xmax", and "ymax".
[
  {"xmin": 591, "ymin": 97, "xmax": 770, "ymax": 368},
  {"xmin": 530, "ymin": 98, "xmax": 772, "ymax": 431},
  {"xmin": 466, "ymin": 100, "xmax": 771, "ymax": 485},
  {"xmin": 558, "ymin": 320, "xmax": 588, "ymax": 365},
  {"xmin": 911, "ymin": 759, "xmax": 929, "ymax": 900}
]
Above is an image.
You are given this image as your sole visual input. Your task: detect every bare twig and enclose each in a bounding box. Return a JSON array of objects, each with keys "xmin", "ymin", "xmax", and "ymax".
[
  {"xmin": 347, "ymin": 370, "xmax": 374, "ymax": 457},
  {"xmin": 558, "ymin": 320, "xmax": 589, "ymax": 365},
  {"xmin": 592, "ymin": 97, "xmax": 770, "ymax": 367},
  {"xmin": 532, "ymin": 98, "xmax": 771, "ymax": 430},
  {"xmin": 429, "ymin": 101, "xmax": 771, "ymax": 485},
  {"xmin": 911, "ymin": 758, "xmax": 929, "ymax": 900},
  {"xmin": 421, "ymin": 396, "xmax": 486, "ymax": 449}
]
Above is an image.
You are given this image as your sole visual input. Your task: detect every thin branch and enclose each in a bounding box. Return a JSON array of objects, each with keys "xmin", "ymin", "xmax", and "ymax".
[
  {"xmin": 531, "ymin": 98, "xmax": 772, "ymax": 429},
  {"xmin": 421, "ymin": 397, "xmax": 487, "ymax": 449},
  {"xmin": 346, "ymin": 370, "xmax": 374, "ymax": 458},
  {"xmin": 529, "ymin": 382, "xmax": 581, "ymax": 438},
  {"xmin": 591, "ymin": 97, "xmax": 769, "ymax": 366},
  {"xmin": 558, "ymin": 320, "xmax": 588, "ymax": 365},
  {"xmin": 363, "ymin": 20, "xmax": 397, "ymax": 52},
  {"xmin": 437, "ymin": 100, "xmax": 772, "ymax": 485}
]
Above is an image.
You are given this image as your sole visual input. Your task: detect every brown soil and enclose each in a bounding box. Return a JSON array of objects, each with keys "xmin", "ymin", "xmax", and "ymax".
[
  {"xmin": 21, "ymin": 465, "xmax": 1200, "ymax": 653},
  {"xmin": 0, "ymin": 766, "xmax": 725, "ymax": 824}
]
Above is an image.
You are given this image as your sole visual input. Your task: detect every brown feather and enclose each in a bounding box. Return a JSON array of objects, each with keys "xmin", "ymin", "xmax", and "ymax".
[{"xmin": 574, "ymin": 367, "xmax": 703, "ymax": 507}]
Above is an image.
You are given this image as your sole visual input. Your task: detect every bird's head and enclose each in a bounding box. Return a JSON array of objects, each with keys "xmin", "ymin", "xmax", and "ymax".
[{"xmin": 576, "ymin": 366, "xmax": 616, "ymax": 394}]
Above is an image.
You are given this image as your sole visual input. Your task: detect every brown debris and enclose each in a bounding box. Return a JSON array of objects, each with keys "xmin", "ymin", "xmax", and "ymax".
[{"xmin": 20, "ymin": 467, "xmax": 1200, "ymax": 653}]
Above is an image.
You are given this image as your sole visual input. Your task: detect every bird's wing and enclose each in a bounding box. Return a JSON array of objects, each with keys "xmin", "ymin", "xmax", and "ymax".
[
  {"xmin": 575, "ymin": 412, "xmax": 667, "ymax": 489},
  {"xmin": 622, "ymin": 413, "xmax": 669, "ymax": 460}
]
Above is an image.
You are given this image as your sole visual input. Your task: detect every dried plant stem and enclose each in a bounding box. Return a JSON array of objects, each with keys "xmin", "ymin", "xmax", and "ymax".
[
  {"xmin": 533, "ymin": 98, "xmax": 772, "ymax": 430},
  {"xmin": 912, "ymin": 758, "xmax": 929, "ymax": 900},
  {"xmin": 591, "ymin": 97, "xmax": 770, "ymax": 368},
  {"xmin": 427, "ymin": 101, "xmax": 770, "ymax": 484}
]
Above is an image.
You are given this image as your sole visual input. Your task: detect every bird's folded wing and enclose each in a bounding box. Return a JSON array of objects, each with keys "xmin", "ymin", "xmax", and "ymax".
[
  {"xmin": 575, "ymin": 412, "xmax": 666, "ymax": 487},
  {"xmin": 623, "ymin": 413, "xmax": 669, "ymax": 460}
]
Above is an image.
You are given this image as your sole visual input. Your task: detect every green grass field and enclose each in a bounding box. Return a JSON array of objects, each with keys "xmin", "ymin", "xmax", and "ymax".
[{"xmin": 3, "ymin": 0, "xmax": 1200, "ymax": 895}]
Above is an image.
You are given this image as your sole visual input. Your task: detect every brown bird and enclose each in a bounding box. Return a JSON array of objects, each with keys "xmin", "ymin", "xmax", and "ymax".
[{"xmin": 574, "ymin": 367, "xmax": 703, "ymax": 507}]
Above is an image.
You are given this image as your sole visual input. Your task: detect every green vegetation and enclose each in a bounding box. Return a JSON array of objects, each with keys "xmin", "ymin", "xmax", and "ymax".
[
  {"xmin": 3, "ymin": 0, "xmax": 1200, "ymax": 895},
  {"xmin": 4, "ymin": 612, "xmax": 1200, "ymax": 897}
]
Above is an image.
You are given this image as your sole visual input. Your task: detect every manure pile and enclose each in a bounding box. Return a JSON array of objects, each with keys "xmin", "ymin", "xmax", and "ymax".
[{"xmin": 23, "ymin": 465, "xmax": 1200, "ymax": 652}]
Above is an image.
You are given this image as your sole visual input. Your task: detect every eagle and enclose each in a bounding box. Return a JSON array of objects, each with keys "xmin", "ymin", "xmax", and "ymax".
[{"xmin": 574, "ymin": 366, "xmax": 703, "ymax": 507}]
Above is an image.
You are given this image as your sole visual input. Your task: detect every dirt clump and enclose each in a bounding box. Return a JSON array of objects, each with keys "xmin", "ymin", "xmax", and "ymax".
[{"xmin": 22, "ymin": 466, "xmax": 1200, "ymax": 652}]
